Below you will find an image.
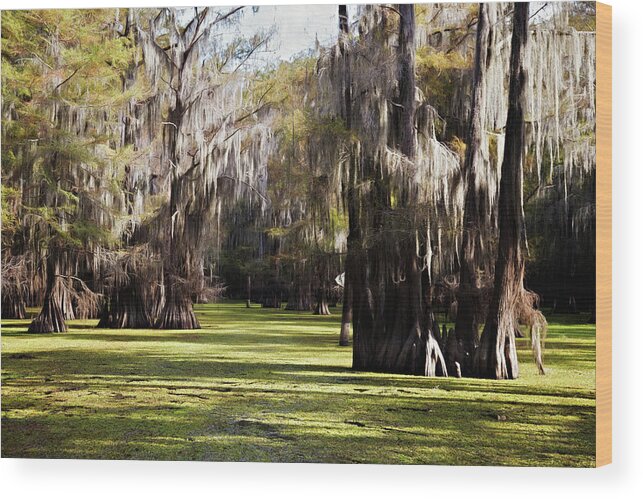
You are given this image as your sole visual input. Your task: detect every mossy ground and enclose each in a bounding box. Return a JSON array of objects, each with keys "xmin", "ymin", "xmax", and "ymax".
[{"xmin": 1, "ymin": 301, "xmax": 596, "ymax": 466}]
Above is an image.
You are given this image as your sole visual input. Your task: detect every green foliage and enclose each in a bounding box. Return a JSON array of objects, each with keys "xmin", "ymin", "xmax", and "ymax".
[
  {"xmin": 246, "ymin": 56, "xmax": 349, "ymax": 280},
  {"xmin": 69, "ymin": 220, "xmax": 117, "ymax": 248},
  {"xmin": 416, "ymin": 46, "xmax": 469, "ymax": 114},
  {"xmin": 1, "ymin": 8, "xmax": 138, "ymax": 260},
  {"xmin": 2, "ymin": 10, "xmax": 134, "ymax": 108},
  {"xmin": 567, "ymin": 2, "xmax": 596, "ymax": 31},
  {"xmin": 1, "ymin": 185, "xmax": 21, "ymax": 241}
]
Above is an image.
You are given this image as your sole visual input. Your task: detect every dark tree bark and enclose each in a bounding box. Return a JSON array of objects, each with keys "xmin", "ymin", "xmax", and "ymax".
[
  {"xmin": 312, "ymin": 256, "xmax": 331, "ymax": 315},
  {"xmin": 285, "ymin": 277, "xmax": 312, "ymax": 311},
  {"xmin": 451, "ymin": 3, "xmax": 495, "ymax": 377},
  {"xmin": 351, "ymin": 5, "xmax": 447, "ymax": 376},
  {"xmin": 396, "ymin": 4, "xmax": 416, "ymax": 158},
  {"xmin": 1, "ymin": 295, "xmax": 26, "ymax": 319},
  {"xmin": 28, "ymin": 256, "xmax": 67, "ymax": 333},
  {"xmin": 475, "ymin": 3, "xmax": 530, "ymax": 380},
  {"xmin": 97, "ymin": 278, "xmax": 153, "ymax": 329},
  {"xmin": 313, "ymin": 287, "xmax": 331, "ymax": 315},
  {"xmin": 261, "ymin": 291, "xmax": 282, "ymax": 309},
  {"xmin": 97, "ymin": 37, "xmax": 155, "ymax": 329},
  {"xmin": 155, "ymin": 104, "xmax": 201, "ymax": 329},
  {"xmin": 339, "ymin": 277, "xmax": 352, "ymax": 346},
  {"xmin": 338, "ymin": 4, "xmax": 351, "ymax": 130},
  {"xmin": 59, "ymin": 273, "xmax": 76, "ymax": 321},
  {"xmin": 156, "ymin": 274, "xmax": 200, "ymax": 329},
  {"xmin": 1, "ymin": 255, "xmax": 28, "ymax": 319},
  {"xmin": 152, "ymin": 10, "xmax": 228, "ymax": 329},
  {"xmin": 313, "ymin": 298, "xmax": 330, "ymax": 315},
  {"xmin": 2, "ymin": 285, "xmax": 27, "ymax": 319},
  {"xmin": 261, "ymin": 256, "xmax": 283, "ymax": 308},
  {"xmin": 338, "ymin": 4, "xmax": 354, "ymax": 346}
]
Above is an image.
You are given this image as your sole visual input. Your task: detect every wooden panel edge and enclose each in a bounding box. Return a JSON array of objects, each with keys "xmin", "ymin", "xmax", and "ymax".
[{"xmin": 595, "ymin": 1, "xmax": 612, "ymax": 468}]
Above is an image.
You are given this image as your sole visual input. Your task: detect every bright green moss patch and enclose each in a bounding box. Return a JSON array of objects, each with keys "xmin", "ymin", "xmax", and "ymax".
[{"xmin": 1, "ymin": 302, "xmax": 595, "ymax": 466}]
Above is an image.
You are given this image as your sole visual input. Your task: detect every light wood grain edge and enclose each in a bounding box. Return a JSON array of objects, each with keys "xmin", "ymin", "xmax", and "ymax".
[{"xmin": 595, "ymin": 1, "xmax": 612, "ymax": 468}]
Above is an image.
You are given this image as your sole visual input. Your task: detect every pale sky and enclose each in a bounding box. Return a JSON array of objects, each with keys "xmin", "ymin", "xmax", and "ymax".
[{"xmin": 237, "ymin": 5, "xmax": 339, "ymax": 63}]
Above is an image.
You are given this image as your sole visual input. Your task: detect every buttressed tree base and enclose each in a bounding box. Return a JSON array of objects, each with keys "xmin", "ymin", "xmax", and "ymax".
[{"xmin": 1, "ymin": 2, "xmax": 611, "ymax": 467}]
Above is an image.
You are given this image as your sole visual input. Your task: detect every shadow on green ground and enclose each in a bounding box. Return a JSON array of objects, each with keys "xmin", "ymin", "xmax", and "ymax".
[{"xmin": 1, "ymin": 301, "xmax": 596, "ymax": 466}]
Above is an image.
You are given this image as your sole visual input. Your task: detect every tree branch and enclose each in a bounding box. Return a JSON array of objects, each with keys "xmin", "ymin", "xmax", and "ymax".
[
  {"xmin": 54, "ymin": 65, "xmax": 83, "ymax": 91},
  {"xmin": 231, "ymin": 36, "xmax": 269, "ymax": 73}
]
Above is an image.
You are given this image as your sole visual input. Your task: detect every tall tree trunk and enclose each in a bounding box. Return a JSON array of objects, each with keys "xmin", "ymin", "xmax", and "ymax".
[
  {"xmin": 246, "ymin": 275, "xmax": 252, "ymax": 308},
  {"xmin": 262, "ymin": 256, "xmax": 282, "ymax": 308},
  {"xmin": 339, "ymin": 276, "xmax": 352, "ymax": 345},
  {"xmin": 59, "ymin": 263, "xmax": 76, "ymax": 320},
  {"xmin": 475, "ymin": 3, "xmax": 529, "ymax": 380},
  {"xmin": 1, "ymin": 294, "xmax": 26, "ymax": 320},
  {"xmin": 28, "ymin": 255, "xmax": 67, "ymax": 333},
  {"xmin": 313, "ymin": 289, "xmax": 330, "ymax": 315},
  {"xmin": 156, "ymin": 273, "xmax": 200, "ymax": 329},
  {"xmin": 261, "ymin": 290, "xmax": 282, "ymax": 308},
  {"xmin": 351, "ymin": 4, "xmax": 446, "ymax": 376},
  {"xmin": 156, "ymin": 101, "xmax": 201, "ymax": 329},
  {"xmin": 97, "ymin": 275, "xmax": 153, "ymax": 329},
  {"xmin": 338, "ymin": 4, "xmax": 354, "ymax": 346},
  {"xmin": 313, "ymin": 256, "xmax": 331, "ymax": 315},
  {"xmin": 285, "ymin": 276, "xmax": 312, "ymax": 310},
  {"xmin": 342, "ymin": 148, "xmax": 359, "ymax": 347},
  {"xmin": 451, "ymin": 3, "xmax": 495, "ymax": 377},
  {"xmin": 313, "ymin": 291, "xmax": 330, "ymax": 315},
  {"xmin": 1, "ymin": 257, "xmax": 27, "ymax": 319},
  {"xmin": 100, "ymin": 39, "xmax": 154, "ymax": 328},
  {"xmin": 338, "ymin": 4, "xmax": 351, "ymax": 129}
]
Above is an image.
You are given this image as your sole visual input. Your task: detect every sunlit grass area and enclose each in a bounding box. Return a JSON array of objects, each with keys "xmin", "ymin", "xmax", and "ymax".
[{"xmin": 1, "ymin": 301, "xmax": 595, "ymax": 466}]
